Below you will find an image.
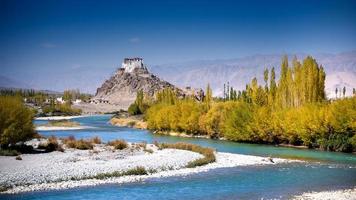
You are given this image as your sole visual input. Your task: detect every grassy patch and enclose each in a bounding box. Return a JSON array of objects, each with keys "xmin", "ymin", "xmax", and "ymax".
[
  {"xmin": 0, "ymin": 149, "xmax": 20, "ymax": 156},
  {"xmin": 107, "ymin": 139, "xmax": 128, "ymax": 150},
  {"xmin": 157, "ymin": 142, "xmax": 216, "ymax": 168},
  {"xmin": 89, "ymin": 166, "xmax": 148, "ymax": 180},
  {"xmin": 45, "ymin": 119, "xmax": 80, "ymax": 127}
]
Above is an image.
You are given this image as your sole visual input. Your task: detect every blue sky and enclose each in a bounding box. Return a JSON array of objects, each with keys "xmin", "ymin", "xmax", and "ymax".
[{"xmin": 0, "ymin": 0, "xmax": 356, "ymax": 91}]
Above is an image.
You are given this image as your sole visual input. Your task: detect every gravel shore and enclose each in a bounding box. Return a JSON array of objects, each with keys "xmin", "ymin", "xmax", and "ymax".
[
  {"xmin": 35, "ymin": 126, "xmax": 92, "ymax": 131},
  {"xmin": 293, "ymin": 188, "xmax": 356, "ymax": 200},
  {"xmin": 0, "ymin": 143, "xmax": 293, "ymax": 194},
  {"xmin": 35, "ymin": 116, "xmax": 85, "ymax": 120}
]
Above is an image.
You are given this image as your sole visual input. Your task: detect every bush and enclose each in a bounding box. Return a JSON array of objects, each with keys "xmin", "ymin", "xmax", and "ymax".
[
  {"xmin": 63, "ymin": 136, "xmax": 77, "ymax": 148},
  {"xmin": 90, "ymin": 166, "xmax": 148, "ymax": 180},
  {"xmin": 38, "ymin": 136, "xmax": 63, "ymax": 152},
  {"xmin": 90, "ymin": 136, "xmax": 102, "ymax": 144},
  {"xmin": 122, "ymin": 166, "xmax": 147, "ymax": 176},
  {"xmin": 0, "ymin": 96, "xmax": 35, "ymax": 147},
  {"xmin": 62, "ymin": 136, "xmax": 95, "ymax": 150},
  {"xmin": 108, "ymin": 139, "xmax": 128, "ymax": 150},
  {"xmin": 75, "ymin": 139, "xmax": 93, "ymax": 150}
]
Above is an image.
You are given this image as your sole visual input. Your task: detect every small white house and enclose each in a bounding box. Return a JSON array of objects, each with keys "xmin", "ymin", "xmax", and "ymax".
[{"xmin": 56, "ymin": 97, "xmax": 65, "ymax": 104}]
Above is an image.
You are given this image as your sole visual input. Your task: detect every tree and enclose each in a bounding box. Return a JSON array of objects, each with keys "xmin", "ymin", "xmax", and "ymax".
[
  {"xmin": 0, "ymin": 96, "xmax": 35, "ymax": 147},
  {"xmin": 223, "ymin": 83, "xmax": 226, "ymax": 101},
  {"xmin": 343, "ymin": 86, "xmax": 346, "ymax": 98},
  {"xmin": 264, "ymin": 68, "xmax": 269, "ymax": 92},
  {"xmin": 205, "ymin": 84, "xmax": 212, "ymax": 110},
  {"xmin": 63, "ymin": 90, "xmax": 73, "ymax": 102},
  {"xmin": 335, "ymin": 88, "xmax": 338, "ymax": 99},
  {"xmin": 269, "ymin": 67, "xmax": 277, "ymax": 104}
]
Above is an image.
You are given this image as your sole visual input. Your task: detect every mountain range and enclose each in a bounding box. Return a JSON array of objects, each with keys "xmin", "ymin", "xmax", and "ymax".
[
  {"xmin": 150, "ymin": 51, "xmax": 356, "ymax": 97},
  {"xmin": 1, "ymin": 51, "xmax": 355, "ymax": 98}
]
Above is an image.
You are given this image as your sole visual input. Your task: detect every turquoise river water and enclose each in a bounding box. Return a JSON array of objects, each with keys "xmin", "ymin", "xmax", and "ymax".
[{"xmin": 1, "ymin": 115, "xmax": 355, "ymax": 200}]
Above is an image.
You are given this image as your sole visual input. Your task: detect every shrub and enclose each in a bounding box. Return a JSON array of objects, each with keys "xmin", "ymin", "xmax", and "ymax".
[
  {"xmin": 122, "ymin": 166, "xmax": 147, "ymax": 176},
  {"xmin": 74, "ymin": 139, "xmax": 93, "ymax": 150},
  {"xmin": 38, "ymin": 136, "xmax": 63, "ymax": 152},
  {"xmin": 108, "ymin": 139, "xmax": 128, "ymax": 150},
  {"xmin": 63, "ymin": 136, "xmax": 76, "ymax": 148},
  {"xmin": 90, "ymin": 136, "xmax": 102, "ymax": 144},
  {"xmin": 62, "ymin": 136, "xmax": 94, "ymax": 150},
  {"xmin": 46, "ymin": 136, "xmax": 60, "ymax": 151},
  {"xmin": 89, "ymin": 166, "xmax": 147, "ymax": 180},
  {"xmin": 0, "ymin": 96, "xmax": 35, "ymax": 147}
]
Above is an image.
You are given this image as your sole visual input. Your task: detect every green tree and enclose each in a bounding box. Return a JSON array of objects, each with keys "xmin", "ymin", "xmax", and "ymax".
[
  {"xmin": 269, "ymin": 67, "xmax": 277, "ymax": 104},
  {"xmin": 205, "ymin": 84, "xmax": 212, "ymax": 110},
  {"xmin": 0, "ymin": 96, "xmax": 35, "ymax": 147}
]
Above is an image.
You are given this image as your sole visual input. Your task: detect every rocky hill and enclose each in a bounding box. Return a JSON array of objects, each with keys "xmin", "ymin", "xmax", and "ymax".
[{"xmin": 92, "ymin": 58, "xmax": 203, "ymax": 110}]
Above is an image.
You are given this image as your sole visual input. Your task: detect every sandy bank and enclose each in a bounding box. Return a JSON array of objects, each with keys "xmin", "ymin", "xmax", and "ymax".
[{"xmin": 293, "ymin": 188, "xmax": 356, "ymax": 200}]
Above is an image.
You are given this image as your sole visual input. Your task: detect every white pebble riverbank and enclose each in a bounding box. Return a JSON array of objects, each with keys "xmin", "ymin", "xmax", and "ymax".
[
  {"xmin": 35, "ymin": 126, "xmax": 93, "ymax": 131},
  {"xmin": 293, "ymin": 188, "xmax": 356, "ymax": 200},
  {"xmin": 0, "ymin": 143, "xmax": 295, "ymax": 194}
]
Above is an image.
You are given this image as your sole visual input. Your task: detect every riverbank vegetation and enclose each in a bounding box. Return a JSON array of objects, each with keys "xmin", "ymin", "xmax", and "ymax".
[
  {"xmin": 42, "ymin": 102, "xmax": 82, "ymax": 116},
  {"xmin": 0, "ymin": 88, "xmax": 84, "ymax": 116},
  {"xmin": 42, "ymin": 119, "xmax": 80, "ymax": 127},
  {"xmin": 0, "ymin": 96, "xmax": 36, "ymax": 149},
  {"xmin": 143, "ymin": 56, "xmax": 356, "ymax": 152}
]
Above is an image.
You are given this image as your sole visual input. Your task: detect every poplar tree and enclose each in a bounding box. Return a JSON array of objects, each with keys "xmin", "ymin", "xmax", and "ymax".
[
  {"xmin": 269, "ymin": 67, "xmax": 277, "ymax": 104},
  {"xmin": 205, "ymin": 84, "xmax": 212, "ymax": 109}
]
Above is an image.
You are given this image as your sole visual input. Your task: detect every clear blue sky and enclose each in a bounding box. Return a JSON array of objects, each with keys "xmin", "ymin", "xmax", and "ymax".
[{"xmin": 1, "ymin": 0, "xmax": 356, "ymax": 78}]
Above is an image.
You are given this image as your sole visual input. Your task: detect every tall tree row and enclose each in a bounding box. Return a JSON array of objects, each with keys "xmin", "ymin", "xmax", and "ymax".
[{"xmin": 238, "ymin": 55, "xmax": 326, "ymax": 108}]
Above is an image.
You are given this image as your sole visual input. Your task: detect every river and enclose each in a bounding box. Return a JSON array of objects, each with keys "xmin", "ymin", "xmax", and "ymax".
[{"xmin": 2, "ymin": 115, "xmax": 355, "ymax": 200}]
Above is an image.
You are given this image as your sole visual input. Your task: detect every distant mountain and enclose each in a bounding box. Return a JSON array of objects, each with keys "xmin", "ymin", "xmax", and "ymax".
[
  {"xmin": 0, "ymin": 75, "xmax": 31, "ymax": 89},
  {"xmin": 149, "ymin": 51, "xmax": 356, "ymax": 97},
  {"xmin": 0, "ymin": 86, "xmax": 62, "ymax": 96}
]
